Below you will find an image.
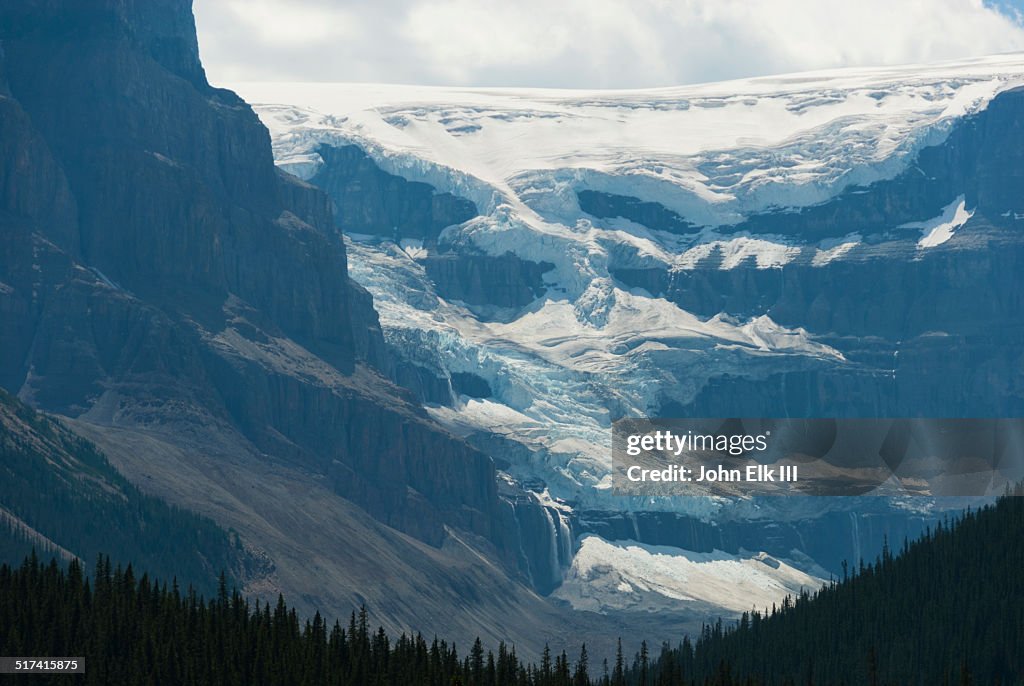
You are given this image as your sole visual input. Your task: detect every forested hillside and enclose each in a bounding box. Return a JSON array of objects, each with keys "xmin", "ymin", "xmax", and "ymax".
[
  {"xmin": 1, "ymin": 490, "xmax": 1021, "ymax": 684},
  {"xmin": 628, "ymin": 487, "xmax": 1024, "ymax": 685},
  {"xmin": 0, "ymin": 553, "xmax": 596, "ymax": 686},
  {"xmin": 0, "ymin": 390, "xmax": 249, "ymax": 596}
]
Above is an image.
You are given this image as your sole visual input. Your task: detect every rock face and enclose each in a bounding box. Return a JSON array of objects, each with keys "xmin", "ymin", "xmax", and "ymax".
[
  {"xmin": 423, "ymin": 253, "xmax": 554, "ymax": 309},
  {"xmin": 663, "ymin": 236, "xmax": 1024, "ymax": 417},
  {"xmin": 577, "ymin": 189, "xmax": 697, "ymax": 234},
  {"xmin": 450, "ymin": 372, "xmax": 492, "ymax": 399},
  {"xmin": 312, "ymin": 144, "xmax": 478, "ymax": 239},
  {"xmin": 301, "ymin": 143, "xmax": 554, "ymax": 310},
  {"xmin": 0, "ymin": 0, "xmax": 547, "ymax": 593}
]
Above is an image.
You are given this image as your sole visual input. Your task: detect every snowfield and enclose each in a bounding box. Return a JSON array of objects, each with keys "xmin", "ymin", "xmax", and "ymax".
[
  {"xmin": 234, "ymin": 54, "xmax": 1022, "ymax": 516},
  {"xmin": 236, "ymin": 53, "xmax": 1024, "ymax": 227}
]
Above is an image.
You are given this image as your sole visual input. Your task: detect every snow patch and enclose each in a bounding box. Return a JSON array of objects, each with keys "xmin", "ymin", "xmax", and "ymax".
[
  {"xmin": 812, "ymin": 234, "xmax": 862, "ymax": 266},
  {"xmin": 675, "ymin": 235, "xmax": 800, "ymax": 270},
  {"xmin": 399, "ymin": 239, "xmax": 428, "ymax": 260},
  {"xmin": 553, "ymin": 535, "xmax": 824, "ymax": 615},
  {"xmin": 904, "ymin": 195, "xmax": 974, "ymax": 248}
]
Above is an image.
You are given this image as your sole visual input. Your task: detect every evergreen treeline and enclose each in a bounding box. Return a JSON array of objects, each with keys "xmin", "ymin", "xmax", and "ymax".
[
  {"xmin": 0, "ymin": 389, "xmax": 247, "ymax": 596},
  {"xmin": 0, "ymin": 553, "xmax": 595, "ymax": 686},
  {"xmin": 624, "ymin": 487, "xmax": 1024, "ymax": 685}
]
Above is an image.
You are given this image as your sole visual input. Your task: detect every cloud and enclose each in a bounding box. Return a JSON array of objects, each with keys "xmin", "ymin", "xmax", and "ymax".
[
  {"xmin": 193, "ymin": 0, "xmax": 1024, "ymax": 88},
  {"xmin": 220, "ymin": 0, "xmax": 359, "ymax": 48}
]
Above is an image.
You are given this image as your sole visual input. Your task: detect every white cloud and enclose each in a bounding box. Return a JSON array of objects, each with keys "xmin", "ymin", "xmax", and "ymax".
[
  {"xmin": 193, "ymin": 0, "xmax": 1024, "ymax": 87},
  {"xmin": 220, "ymin": 0, "xmax": 359, "ymax": 48}
]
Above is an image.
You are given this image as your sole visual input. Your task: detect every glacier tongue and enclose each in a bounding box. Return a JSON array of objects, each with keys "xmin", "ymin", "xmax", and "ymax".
[{"xmin": 345, "ymin": 232, "xmax": 842, "ymax": 512}]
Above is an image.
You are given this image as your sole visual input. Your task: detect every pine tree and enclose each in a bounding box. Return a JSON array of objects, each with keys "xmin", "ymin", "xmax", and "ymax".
[
  {"xmin": 573, "ymin": 644, "xmax": 589, "ymax": 686},
  {"xmin": 612, "ymin": 638, "xmax": 625, "ymax": 686},
  {"xmin": 470, "ymin": 637, "xmax": 485, "ymax": 685}
]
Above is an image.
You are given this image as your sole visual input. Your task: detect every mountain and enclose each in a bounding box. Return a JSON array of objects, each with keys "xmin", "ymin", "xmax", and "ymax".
[
  {"xmin": 239, "ymin": 58, "xmax": 1024, "ymax": 507},
  {"xmin": 3, "ymin": 0, "xmax": 1022, "ymax": 656},
  {"xmin": 0, "ymin": 388, "xmax": 251, "ymax": 596},
  {"xmin": 0, "ymin": 0, "xmax": 650, "ymax": 657},
  {"xmin": 234, "ymin": 56, "xmax": 1024, "ymax": 616}
]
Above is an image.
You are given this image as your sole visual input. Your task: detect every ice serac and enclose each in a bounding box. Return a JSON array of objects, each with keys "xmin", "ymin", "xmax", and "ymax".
[{"xmin": 0, "ymin": 0, "xmax": 600, "ymax": 653}]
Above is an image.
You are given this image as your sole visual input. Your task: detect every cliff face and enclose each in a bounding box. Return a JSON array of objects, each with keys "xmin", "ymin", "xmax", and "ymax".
[
  {"xmin": 312, "ymin": 144, "xmax": 478, "ymax": 240},
  {"xmin": 577, "ymin": 189, "xmax": 696, "ymax": 235},
  {"xmin": 302, "ymin": 144, "xmax": 556, "ymax": 310},
  {"xmin": 2, "ymin": 1, "xmax": 362, "ymax": 360},
  {"xmin": 2, "ymin": 1, "xmax": 208, "ymax": 88},
  {"xmin": 422, "ymin": 253, "xmax": 554, "ymax": 309},
  {"xmin": 0, "ymin": 0, "xmax": 523, "ymax": 576}
]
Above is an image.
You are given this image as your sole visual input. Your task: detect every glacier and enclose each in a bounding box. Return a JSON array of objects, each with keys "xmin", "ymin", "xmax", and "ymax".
[
  {"xmin": 232, "ymin": 54, "xmax": 1024, "ymax": 615},
  {"xmin": 238, "ymin": 53, "xmax": 1024, "ymax": 226},
  {"xmin": 235, "ymin": 53, "xmax": 1024, "ymax": 508}
]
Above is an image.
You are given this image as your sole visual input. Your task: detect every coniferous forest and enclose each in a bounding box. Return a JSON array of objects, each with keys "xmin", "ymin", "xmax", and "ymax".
[
  {"xmin": 1, "ymin": 490, "xmax": 1021, "ymax": 685},
  {"xmin": 0, "ymin": 390, "xmax": 248, "ymax": 597},
  {"xmin": 629, "ymin": 486, "xmax": 1024, "ymax": 685}
]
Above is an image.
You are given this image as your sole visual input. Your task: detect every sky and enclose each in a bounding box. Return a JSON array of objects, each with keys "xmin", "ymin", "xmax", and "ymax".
[{"xmin": 193, "ymin": 0, "xmax": 1024, "ymax": 89}]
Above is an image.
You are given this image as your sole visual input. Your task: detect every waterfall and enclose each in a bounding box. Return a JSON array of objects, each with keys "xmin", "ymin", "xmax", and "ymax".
[
  {"xmin": 509, "ymin": 501, "xmax": 533, "ymax": 586},
  {"xmin": 628, "ymin": 511, "xmax": 641, "ymax": 541},
  {"xmin": 543, "ymin": 506, "xmax": 561, "ymax": 581},
  {"xmin": 555, "ymin": 510, "xmax": 573, "ymax": 568},
  {"xmin": 849, "ymin": 511, "xmax": 862, "ymax": 567}
]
